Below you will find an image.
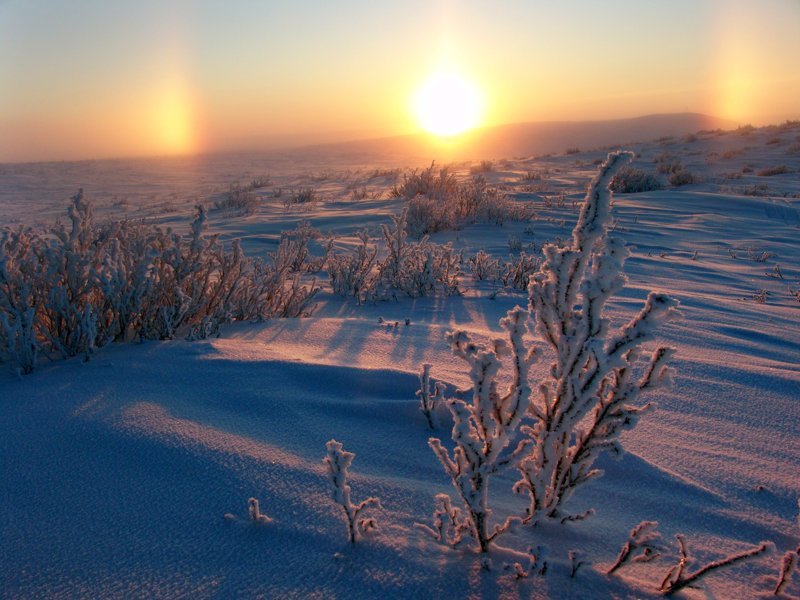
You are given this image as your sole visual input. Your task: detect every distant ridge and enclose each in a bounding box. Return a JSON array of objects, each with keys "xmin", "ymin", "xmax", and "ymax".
[{"xmin": 300, "ymin": 113, "xmax": 737, "ymax": 164}]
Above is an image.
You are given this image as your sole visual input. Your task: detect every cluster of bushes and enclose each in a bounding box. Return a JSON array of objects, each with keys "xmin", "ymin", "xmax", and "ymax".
[
  {"xmin": 468, "ymin": 249, "xmax": 540, "ymax": 291},
  {"xmin": 0, "ymin": 191, "xmax": 318, "ymax": 374},
  {"xmin": 327, "ymin": 208, "xmax": 461, "ymax": 302},
  {"xmin": 391, "ymin": 163, "xmax": 534, "ymax": 238},
  {"xmin": 655, "ymin": 156, "xmax": 696, "ymax": 186}
]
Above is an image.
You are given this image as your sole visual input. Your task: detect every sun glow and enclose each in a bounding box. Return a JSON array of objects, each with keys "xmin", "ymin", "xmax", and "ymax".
[{"xmin": 413, "ymin": 70, "xmax": 483, "ymax": 137}]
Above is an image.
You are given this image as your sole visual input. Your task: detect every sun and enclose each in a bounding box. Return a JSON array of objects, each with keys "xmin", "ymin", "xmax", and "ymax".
[{"xmin": 413, "ymin": 70, "xmax": 483, "ymax": 137}]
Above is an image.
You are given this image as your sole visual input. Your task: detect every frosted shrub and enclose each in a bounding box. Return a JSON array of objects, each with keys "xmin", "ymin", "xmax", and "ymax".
[
  {"xmin": 773, "ymin": 499, "xmax": 800, "ymax": 595},
  {"xmin": 501, "ymin": 252, "xmax": 540, "ymax": 291},
  {"xmin": 0, "ymin": 193, "xmax": 318, "ymax": 373},
  {"xmin": 247, "ymin": 498, "xmax": 273, "ymax": 524},
  {"xmin": 326, "ymin": 230, "xmax": 377, "ymax": 300},
  {"xmin": 324, "ymin": 439, "xmax": 381, "ymax": 544},
  {"xmin": 375, "ymin": 208, "xmax": 461, "ymax": 298},
  {"xmin": 284, "ymin": 187, "xmax": 319, "ymax": 208},
  {"xmin": 609, "ymin": 166, "xmax": 663, "ymax": 193},
  {"xmin": 427, "ymin": 306, "xmax": 536, "ymax": 552},
  {"xmin": 469, "ymin": 250, "xmax": 502, "ymax": 282},
  {"xmin": 391, "ymin": 162, "xmax": 458, "ymax": 201},
  {"xmin": 405, "ymin": 195, "xmax": 454, "ymax": 238},
  {"xmin": 422, "ymin": 152, "xmax": 678, "ymax": 552},
  {"xmin": 214, "ymin": 183, "xmax": 259, "ymax": 216},
  {"xmin": 514, "ymin": 152, "xmax": 678, "ymax": 524},
  {"xmin": 272, "ymin": 221, "xmax": 321, "ymax": 273},
  {"xmin": 416, "ymin": 363, "xmax": 445, "ymax": 429},
  {"xmin": 0, "ymin": 227, "xmax": 42, "ymax": 373},
  {"xmin": 607, "ymin": 521, "xmax": 661, "ymax": 575}
]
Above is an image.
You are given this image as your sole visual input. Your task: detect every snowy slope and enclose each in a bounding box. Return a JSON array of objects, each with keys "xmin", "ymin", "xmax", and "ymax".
[{"xmin": 2, "ymin": 123, "xmax": 799, "ymax": 598}]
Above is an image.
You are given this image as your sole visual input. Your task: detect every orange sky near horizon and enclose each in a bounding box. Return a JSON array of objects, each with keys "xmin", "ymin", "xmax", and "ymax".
[{"xmin": 1, "ymin": 0, "xmax": 798, "ymax": 162}]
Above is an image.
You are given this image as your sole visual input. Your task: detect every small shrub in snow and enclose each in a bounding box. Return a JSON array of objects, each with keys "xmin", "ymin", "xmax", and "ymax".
[
  {"xmin": 284, "ymin": 187, "xmax": 319, "ymax": 208},
  {"xmin": 247, "ymin": 498, "xmax": 273, "ymax": 524},
  {"xmin": 773, "ymin": 499, "xmax": 800, "ymax": 596},
  {"xmin": 607, "ymin": 521, "xmax": 661, "ymax": 575},
  {"xmin": 324, "ymin": 439, "xmax": 381, "ymax": 544},
  {"xmin": 375, "ymin": 208, "xmax": 461, "ymax": 298},
  {"xmin": 500, "ymin": 252, "xmax": 539, "ymax": 291},
  {"xmin": 659, "ymin": 535, "xmax": 771, "ymax": 594},
  {"xmin": 668, "ymin": 170, "xmax": 696, "ymax": 186},
  {"xmin": 214, "ymin": 184, "xmax": 259, "ymax": 216},
  {"xmin": 469, "ymin": 250, "xmax": 502, "ymax": 282},
  {"xmin": 326, "ymin": 230, "xmax": 377, "ymax": 300},
  {"xmin": 610, "ymin": 166, "xmax": 663, "ymax": 194},
  {"xmin": 469, "ymin": 160, "xmax": 494, "ymax": 175},
  {"xmin": 416, "ymin": 493, "xmax": 474, "ymax": 548},
  {"xmin": 775, "ymin": 548, "xmax": 799, "ymax": 595},
  {"xmin": 757, "ymin": 165, "xmax": 789, "ymax": 177},
  {"xmin": 416, "ymin": 363, "xmax": 445, "ymax": 429},
  {"xmin": 390, "ymin": 162, "xmax": 458, "ymax": 201}
]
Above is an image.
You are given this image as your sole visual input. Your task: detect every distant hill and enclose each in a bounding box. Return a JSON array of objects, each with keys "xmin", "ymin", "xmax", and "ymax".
[{"xmin": 299, "ymin": 113, "xmax": 737, "ymax": 164}]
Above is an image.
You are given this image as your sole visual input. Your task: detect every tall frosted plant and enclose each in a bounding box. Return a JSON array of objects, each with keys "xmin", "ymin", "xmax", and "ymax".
[
  {"xmin": 423, "ymin": 152, "xmax": 678, "ymax": 553},
  {"xmin": 516, "ymin": 151, "xmax": 678, "ymax": 523}
]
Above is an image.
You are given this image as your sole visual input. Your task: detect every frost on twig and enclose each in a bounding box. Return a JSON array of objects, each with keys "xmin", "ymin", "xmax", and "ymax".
[
  {"xmin": 324, "ymin": 439, "xmax": 381, "ymax": 544},
  {"xmin": 417, "ymin": 363, "xmax": 445, "ymax": 429},
  {"xmin": 247, "ymin": 497, "xmax": 273, "ymax": 525},
  {"xmin": 427, "ymin": 305, "xmax": 537, "ymax": 552},
  {"xmin": 415, "ymin": 493, "xmax": 473, "ymax": 548},
  {"xmin": 774, "ymin": 499, "xmax": 800, "ymax": 596},
  {"xmin": 775, "ymin": 548, "xmax": 799, "ymax": 595},
  {"xmin": 516, "ymin": 152, "xmax": 679, "ymax": 524},
  {"xmin": 569, "ymin": 550, "xmax": 588, "ymax": 578},
  {"xmin": 659, "ymin": 534, "xmax": 771, "ymax": 595},
  {"xmin": 607, "ymin": 520, "xmax": 661, "ymax": 575}
]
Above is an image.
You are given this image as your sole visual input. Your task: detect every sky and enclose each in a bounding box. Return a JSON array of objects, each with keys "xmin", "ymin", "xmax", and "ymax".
[{"xmin": 1, "ymin": 0, "xmax": 799, "ymax": 162}]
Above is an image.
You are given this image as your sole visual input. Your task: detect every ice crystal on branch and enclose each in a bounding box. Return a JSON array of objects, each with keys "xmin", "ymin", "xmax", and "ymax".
[{"xmin": 607, "ymin": 520, "xmax": 661, "ymax": 575}]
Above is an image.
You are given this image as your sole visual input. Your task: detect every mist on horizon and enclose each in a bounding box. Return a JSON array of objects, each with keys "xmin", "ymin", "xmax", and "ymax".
[{"xmin": 1, "ymin": 0, "xmax": 799, "ymax": 163}]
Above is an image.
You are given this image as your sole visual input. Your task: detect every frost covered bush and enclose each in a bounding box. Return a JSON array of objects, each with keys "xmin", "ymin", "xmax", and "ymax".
[
  {"xmin": 214, "ymin": 183, "xmax": 259, "ymax": 216},
  {"xmin": 667, "ymin": 169, "xmax": 696, "ymax": 186},
  {"xmin": 326, "ymin": 230, "xmax": 377, "ymax": 299},
  {"xmin": 393, "ymin": 164, "xmax": 531, "ymax": 238},
  {"xmin": 517, "ymin": 152, "xmax": 678, "ymax": 523},
  {"xmin": 606, "ymin": 521, "xmax": 661, "ymax": 575},
  {"xmin": 324, "ymin": 439, "xmax": 381, "ymax": 544},
  {"xmin": 284, "ymin": 187, "xmax": 319, "ymax": 207},
  {"xmin": 609, "ymin": 166, "xmax": 663, "ymax": 193},
  {"xmin": 426, "ymin": 306, "xmax": 535, "ymax": 552},
  {"xmin": 422, "ymin": 152, "xmax": 678, "ymax": 553},
  {"xmin": 417, "ymin": 363, "xmax": 445, "ymax": 429},
  {"xmin": 500, "ymin": 252, "xmax": 539, "ymax": 291},
  {"xmin": 0, "ymin": 191, "xmax": 318, "ymax": 373},
  {"xmin": 375, "ymin": 208, "xmax": 461, "ymax": 299},
  {"xmin": 469, "ymin": 250, "xmax": 502, "ymax": 282},
  {"xmin": 390, "ymin": 162, "xmax": 459, "ymax": 201},
  {"xmin": 325, "ymin": 210, "xmax": 462, "ymax": 302}
]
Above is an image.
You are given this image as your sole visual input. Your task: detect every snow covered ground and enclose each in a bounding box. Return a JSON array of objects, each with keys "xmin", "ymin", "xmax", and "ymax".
[{"xmin": 2, "ymin": 123, "xmax": 799, "ymax": 598}]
